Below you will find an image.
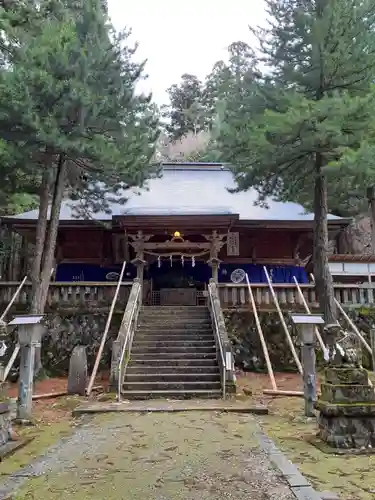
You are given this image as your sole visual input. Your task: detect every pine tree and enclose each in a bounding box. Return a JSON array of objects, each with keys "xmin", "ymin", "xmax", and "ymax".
[
  {"xmin": 162, "ymin": 74, "xmax": 207, "ymax": 139},
  {"xmin": 217, "ymin": 0, "xmax": 375, "ymax": 323},
  {"xmin": 0, "ymin": 1, "xmax": 159, "ymax": 334}
]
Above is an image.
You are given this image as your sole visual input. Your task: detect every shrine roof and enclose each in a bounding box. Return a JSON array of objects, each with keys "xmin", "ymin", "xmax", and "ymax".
[{"xmin": 4, "ymin": 163, "xmax": 349, "ymax": 226}]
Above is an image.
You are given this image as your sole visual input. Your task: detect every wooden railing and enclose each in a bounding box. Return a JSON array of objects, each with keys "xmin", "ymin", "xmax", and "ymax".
[
  {"xmin": 218, "ymin": 282, "xmax": 375, "ymax": 310},
  {"xmin": 0, "ymin": 281, "xmax": 133, "ymax": 312}
]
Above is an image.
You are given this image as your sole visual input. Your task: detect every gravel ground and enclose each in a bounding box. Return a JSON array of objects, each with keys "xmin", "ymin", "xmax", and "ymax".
[{"xmin": 3, "ymin": 411, "xmax": 295, "ymax": 500}]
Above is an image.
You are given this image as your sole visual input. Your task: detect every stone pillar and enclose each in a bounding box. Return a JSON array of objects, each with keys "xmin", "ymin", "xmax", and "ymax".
[
  {"xmin": 208, "ymin": 257, "xmax": 221, "ymax": 283},
  {"xmin": 131, "ymin": 258, "xmax": 146, "ymax": 303},
  {"xmin": 300, "ymin": 324, "xmax": 317, "ymax": 417},
  {"xmin": 17, "ymin": 324, "xmax": 43, "ymax": 422}
]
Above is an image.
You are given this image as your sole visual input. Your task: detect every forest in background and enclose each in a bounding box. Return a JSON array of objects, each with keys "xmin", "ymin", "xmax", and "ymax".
[{"xmin": 2, "ymin": 0, "xmax": 375, "ymax": 328}]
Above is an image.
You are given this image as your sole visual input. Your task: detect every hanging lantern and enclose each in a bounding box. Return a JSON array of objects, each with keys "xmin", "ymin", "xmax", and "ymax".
[
  {"xmin": 192, "ymin": 256, "xmax": 195, "ymax": 267},
  {"xmin": 157, "ymin": 255, "xmax": 161, "ymax": 268}
]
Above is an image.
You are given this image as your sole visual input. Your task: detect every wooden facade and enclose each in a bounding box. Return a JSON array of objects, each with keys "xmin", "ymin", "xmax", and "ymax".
[
  {"xmin": 54, "ymin": 224, "xmax": 316, "ymax": 270},
  {"xmin": 1, "ymin": 162, "xmax": 356, "ymax": 310}
]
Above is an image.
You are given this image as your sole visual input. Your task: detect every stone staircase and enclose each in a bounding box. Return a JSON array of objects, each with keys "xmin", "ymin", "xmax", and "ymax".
[{"xmin": 122, "ymin": 305, "xmax": 222, "ymax": 400}]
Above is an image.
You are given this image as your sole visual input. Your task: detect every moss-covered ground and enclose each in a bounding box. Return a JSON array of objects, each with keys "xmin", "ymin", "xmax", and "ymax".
[
  {"xmin": 4, "ymin": 372, "xmax": 375, "ymax": 499},
  {"xmin": 0, "ymin": 394, "xmax": 82, "ymax": 477},
  {"xmin": 11, "ymin": 411, "xmax": 294, "ymax": 500},
  {"xmin": 239, "ymin": 371, "xmax": 375, "ymax": 500}
]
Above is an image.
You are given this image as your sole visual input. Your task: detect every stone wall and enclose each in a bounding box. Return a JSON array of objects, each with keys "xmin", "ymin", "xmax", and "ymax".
[
  {"xmin": 4, "ymin": 307, "xmax": 375, "ymax": 379},
  {"xmin": 5, "ymin": 312, "xmax": 122, "ymax": 380},
  {"xmin": 225, "ymin": 309, "xmax": 375, "ymax": 372},
  {"xmin": 225, "ymin": 311, "xmax": 301, "ymax": 372}
]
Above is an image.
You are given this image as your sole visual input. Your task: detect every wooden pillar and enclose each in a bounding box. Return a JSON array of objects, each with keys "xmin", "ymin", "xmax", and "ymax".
[{"xmin": 206, "ymin": 230, "xmax": 225, "ymax": 283}]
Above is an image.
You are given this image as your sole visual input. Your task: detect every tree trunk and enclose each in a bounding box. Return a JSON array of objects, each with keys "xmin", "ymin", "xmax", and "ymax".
[
  {"xmin": 313, "ymin": 154, "xmax": 337, "ymax": 324},
  {"xmin": 30, "ymin": 155, "xmax": 67, "ymax": 375},
  {"xmin": 366, "ymin": 186, "xmax": 375, "ymax": 253},
  {"xmin": 30, "ymin": 168, "xmax": 50, "ymax": 313}
]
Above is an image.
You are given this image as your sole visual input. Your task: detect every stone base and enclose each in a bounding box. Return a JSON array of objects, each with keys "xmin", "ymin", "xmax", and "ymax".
[
  {"xmin": 0, "ymin": 402, "xmax": 12, "ymax": 448},
  {"xmin": 308, "ymin": 435, "xmax": 375, "ymax": 455},
  {"xmin": 318, "ymin": 413, "xmax": 375, "ymax": 448},
  {"xmin": 317, "ymin": 366, "xmax": 375, "ymax": 450},
  {"xmin": 315, "ymin": 400, "xmax": 375, "ymax": 417},
  {"xmin": 324, "ymin": 367, "xmax": 368, "ymax": 385}
]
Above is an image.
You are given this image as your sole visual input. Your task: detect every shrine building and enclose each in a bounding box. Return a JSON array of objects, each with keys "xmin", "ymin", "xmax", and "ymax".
[{"xmin": 4, "ymin": 162, "xmax": 350, "ymax": 306}]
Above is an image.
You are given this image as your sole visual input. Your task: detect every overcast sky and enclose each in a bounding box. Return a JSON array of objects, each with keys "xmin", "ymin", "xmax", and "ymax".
[{"xmin": 107, "ymin": 0, "xmax": 267, "ymax": 105}]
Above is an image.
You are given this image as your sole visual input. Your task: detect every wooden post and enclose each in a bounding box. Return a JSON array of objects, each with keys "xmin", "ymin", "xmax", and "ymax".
[
  {"xmin": 300, "ymin": 323, "xmax": 317, "ymax": 417},
  {"xmin": 263, "ymin": 266, "xmax": 303, "ymax": 374},
  {"xmin": 367, "ymin": 186, "xmax": 375, "ymax": 253},
  {"xmin": 86, "ymin": 261, "xmax": 126, "ymax": 396},
  {"xmin": 245, "ymin": 274, "xmax": 277, "ymax": 391}
]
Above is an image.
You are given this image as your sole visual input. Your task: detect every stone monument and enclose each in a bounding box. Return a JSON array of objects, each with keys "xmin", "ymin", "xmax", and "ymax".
[
  {"xmin": 67, "ymin": 346, "xmax": 87, "ymax": 396},
  {"xmin": 316, "ymin": 324, "xmax": 375, "ymax": 450}
]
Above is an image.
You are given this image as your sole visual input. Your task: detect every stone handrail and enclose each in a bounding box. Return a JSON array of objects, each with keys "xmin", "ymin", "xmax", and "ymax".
[
  {"xmin": 0, "ymin": 280, "xmax": 374, "ymax": 312},
  {"xmin": 208, "ymin": 279, "xmax": 235, "ymax": 395},
  {"xmin": 0, "ymin": 281, "xmax": 133, "ymax": 311},
  {"xmin": 218, "ymin": 282, "xmax": 375, "ymax": 309},
  {"xmin": 110, "ymin": 279, "xmax": 142, "ymax": 393}
]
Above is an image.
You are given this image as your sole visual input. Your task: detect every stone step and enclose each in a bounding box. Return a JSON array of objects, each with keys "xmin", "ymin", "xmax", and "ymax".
[
  {"xmin": 133, "ymin": 340, "xmax": 215, "ymax": 349},
  {"xmin": 120, "ymin": 389, "xmax": 222, "ymax": 400},
  {"xmin": 141, "ymin": 306, "xmax": 208, "ymax": 311},
  {"xmin": 139, "ymin": 309, "xmax": 211, "ymax": 319},
  {"xmin": 124, "ymin": 373, "xmax": 221, "ymax": 383},
  {"xmin": 140, "ymin": 309, "xmax": 209, "ymax": 317},
  {"xmin": 130, "ymin": 351, "xmax": 217, "ymax": 360},
  {"xmin": 131, "ymin": 345, "xmax": 216, "ymax": 354},
  {"xmin": 129, "ymin": 358, "xmax": 218, "ymax": 367},
  {"xmin": 135, "ymin": 333, "xmax": 215, "ymax": 342},
  {"xmin": 136, "ymin": 328, "xmax": 213, "ymax": 335},
  {"xmin": 126, "ymin": 364, "xmax": 220, "ymax": 374},
  {"xmin": 139, "ymin": 311, "xmax": 211, "ymax": 321},
  {"xmin": 139, "ymin": 316, "xmax": 211, "ymax": 323},
  {"xmin": 138, "ymin": 319, "xmax": 212, "ymax": 330},
  {"xmin": 122, "ymin": 380, "xmax": 222, "ymax": 391}
]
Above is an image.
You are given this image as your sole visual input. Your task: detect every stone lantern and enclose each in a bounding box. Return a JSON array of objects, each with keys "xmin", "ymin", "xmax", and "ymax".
[{"xmin": 8, "ymin": 315, "xmax": 44, "ymax": 422}]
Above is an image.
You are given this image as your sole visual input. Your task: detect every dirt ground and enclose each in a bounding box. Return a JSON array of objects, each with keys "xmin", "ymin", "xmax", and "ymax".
[{"xmin": 2, "ymin": 371, "xmax": 375, "ymax": 499}]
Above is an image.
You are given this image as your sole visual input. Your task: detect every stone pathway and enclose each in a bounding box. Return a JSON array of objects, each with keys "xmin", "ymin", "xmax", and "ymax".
[
  {"xmin": 72, "ymin": 398, "xmax": 268, "ymax": 415},
  {"xmin": 2, "ymin": 412, "xmax": 298, "ymax": 499}
]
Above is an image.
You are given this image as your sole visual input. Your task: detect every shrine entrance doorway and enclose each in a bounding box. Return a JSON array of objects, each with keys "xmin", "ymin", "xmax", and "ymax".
[
  {"xmin": 147, "ymin": 257, "xmax": 210, "ymax": 306},
  {"xmin": 119, "ymin": 223, "xmax": 233, "ymax": 306}
]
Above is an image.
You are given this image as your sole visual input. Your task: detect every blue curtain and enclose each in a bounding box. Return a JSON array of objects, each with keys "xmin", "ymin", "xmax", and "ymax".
[
  {"xmin": 219, "ymin": 263, "xmax": 308, "ymax": 284},
  {"xmin": 55, "ymin": 263, "xmax": 137, "ymax": 282},
  {"xmin": 56, "ymin": 261, "xmax": 308, "ymax": 284}
]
